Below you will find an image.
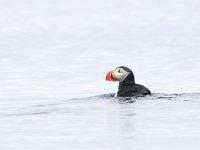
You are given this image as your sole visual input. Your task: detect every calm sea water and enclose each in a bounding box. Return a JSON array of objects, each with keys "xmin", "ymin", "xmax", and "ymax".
[{"xmin": 0, "ymin": 0, "xmax": 200, "ymax": 149}]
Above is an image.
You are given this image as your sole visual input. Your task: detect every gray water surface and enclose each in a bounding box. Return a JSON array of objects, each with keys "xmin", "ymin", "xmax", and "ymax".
[{"xmin": 1, "ymin": 94, "xmax": 200, "ymax": 150}]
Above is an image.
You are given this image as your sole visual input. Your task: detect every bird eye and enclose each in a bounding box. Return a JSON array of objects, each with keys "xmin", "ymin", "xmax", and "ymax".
[{"xmin": 118, "ymin": 69, "xmax": 121, "ymax": 73}]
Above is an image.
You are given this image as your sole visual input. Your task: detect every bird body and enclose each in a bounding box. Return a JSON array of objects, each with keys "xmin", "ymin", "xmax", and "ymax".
[{"xmin": 106, "ymin": 66, "xmax": 151, "ymax": 97}]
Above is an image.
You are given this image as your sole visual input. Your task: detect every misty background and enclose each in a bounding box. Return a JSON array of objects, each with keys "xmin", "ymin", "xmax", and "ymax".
[{"xmin": 0, "ymin": 0, "xmax": 200, "ymax": 99}]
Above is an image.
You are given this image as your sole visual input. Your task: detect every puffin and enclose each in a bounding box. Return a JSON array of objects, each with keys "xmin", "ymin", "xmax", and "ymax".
[{"xmin": 105, "ymin": 66, "xmax": 151, "ymax": 97}]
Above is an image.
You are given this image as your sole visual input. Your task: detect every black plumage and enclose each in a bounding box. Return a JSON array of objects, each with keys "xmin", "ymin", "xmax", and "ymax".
[{"xmin": 117, "ymin": 66, "xmax": 151, "ymax": 97}]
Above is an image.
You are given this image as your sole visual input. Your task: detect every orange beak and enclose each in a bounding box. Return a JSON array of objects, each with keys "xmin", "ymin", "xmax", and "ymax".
[
  {"xmin": 105, "ymin": 70, "xmax": 117, "ymax": 81},
  {"xmin": 106, "ymin": 71, "xmax": 112, "ymax": 81}
]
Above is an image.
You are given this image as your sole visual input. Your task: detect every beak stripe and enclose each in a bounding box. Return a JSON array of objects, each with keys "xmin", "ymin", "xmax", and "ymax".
[{"xmin": 106, "ymin": 71, "xmax": 112, "ymax": 81}]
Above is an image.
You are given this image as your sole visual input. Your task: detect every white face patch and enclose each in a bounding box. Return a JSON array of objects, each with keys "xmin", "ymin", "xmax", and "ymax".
[{"xmin": 112, "ymin": 67, "xmax": 130, "ymax": 82}]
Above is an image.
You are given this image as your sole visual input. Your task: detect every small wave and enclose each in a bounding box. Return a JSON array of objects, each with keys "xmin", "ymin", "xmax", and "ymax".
[
  {"xmin": 1, "ymin": 93, "xmax": 200, "ymax": 117},
  {"xmin": 91, "ymin": 92, "xmax": 200, "ymax": 102}
]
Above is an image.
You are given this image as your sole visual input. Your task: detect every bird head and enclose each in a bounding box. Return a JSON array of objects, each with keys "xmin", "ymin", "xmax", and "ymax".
[{"xmin": 106, "ymin": 66, "xmax": 132, "ymax": 82}]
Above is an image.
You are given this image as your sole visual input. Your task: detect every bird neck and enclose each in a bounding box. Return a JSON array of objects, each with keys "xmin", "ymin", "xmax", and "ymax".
[{"xmin": 118, "ymin": 73, "xmax": 135, "ymax": 89}]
